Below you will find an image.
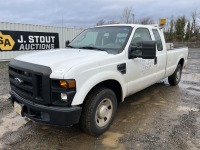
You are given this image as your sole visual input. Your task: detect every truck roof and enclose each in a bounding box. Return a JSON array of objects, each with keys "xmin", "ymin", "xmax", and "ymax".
[{"xmin": 95, "ymin": 24, "xmax": 160, "ymax": 28}]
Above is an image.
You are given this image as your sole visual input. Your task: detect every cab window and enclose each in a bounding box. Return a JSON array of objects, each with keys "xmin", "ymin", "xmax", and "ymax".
[
  {"xmin": 75, "ymin": 32, "xmax": 98, "ymax": 46},
  {"xmin": 69, "ymin": 26, "xmax": 132, "ymax": 53},
  {"xmin": 131, "ymin": 28, "xmax": 152, "ymax": 46},
  {"xmin": 152, "ymin": 29, "xmax": 163, "ymax": 51}
]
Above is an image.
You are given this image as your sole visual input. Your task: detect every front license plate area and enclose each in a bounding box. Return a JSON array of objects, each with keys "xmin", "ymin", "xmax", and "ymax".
[{"xmin": 14, "ymin": 101, "xmax": 23, "ymax": 116}]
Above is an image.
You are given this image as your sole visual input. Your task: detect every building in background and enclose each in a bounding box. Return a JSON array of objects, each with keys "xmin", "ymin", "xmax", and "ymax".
[{"xmin": 0, "ymin": 22, "xmax": 83, "ymax": 61}]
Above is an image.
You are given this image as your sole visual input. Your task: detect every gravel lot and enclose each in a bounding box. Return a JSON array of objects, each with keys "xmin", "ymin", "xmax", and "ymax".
[{"xmin": 0, "ymin": 48, "xmax": 200, "ymax": 150}]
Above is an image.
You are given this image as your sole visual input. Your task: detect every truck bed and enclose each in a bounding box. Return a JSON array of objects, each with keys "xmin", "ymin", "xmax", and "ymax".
[{"xmin": 165, "ymin": 47, "xmax": 188, "ymax": 78}]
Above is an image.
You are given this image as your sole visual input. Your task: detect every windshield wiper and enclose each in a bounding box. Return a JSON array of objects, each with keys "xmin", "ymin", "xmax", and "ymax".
[
  {"xmin": 66, "ymin": 45, "xmax": 75, "ymax": 48},
  {"xmin": 78, "ymin": 46, "xmax": 106, "ymax": 52}
]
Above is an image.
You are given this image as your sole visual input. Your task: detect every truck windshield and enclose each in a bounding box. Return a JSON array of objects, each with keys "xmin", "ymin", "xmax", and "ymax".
[{"xmin": 68, "ymin": 26, "xmax": 132, "ymax": 54}]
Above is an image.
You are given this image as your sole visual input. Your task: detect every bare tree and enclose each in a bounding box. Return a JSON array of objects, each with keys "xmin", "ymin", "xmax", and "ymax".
[
  {"xmin": 137, "ymin": 17, "xmax": 154, "ymax": 25},
  {"xmin": 185, "ymin": 20, "xmax": 191, "ymax": 41},
  {"xmin": 121, "ymin": 7, "xmax": 133, "ymax": 24},
  {"xmin": 96, "ymin": 19, "xmax": 120, "ymax": 26},
  {"xmin": 191, "ymin": 9, "xmax": 197, "ymax": 32},
  {"xmin": 166, "ymin": 16, "xmax": 175, "ymax": 42},
  {"xmin": 96, "ymin": 19, "xmax": 106, "ymax": 26},
  {"xmin": 191, "ymin": 9, "xmax": 200, "ymax": 41},
  {"xmin": 107, "ymin": 20, "xmax": 120, "ymax": 24}
]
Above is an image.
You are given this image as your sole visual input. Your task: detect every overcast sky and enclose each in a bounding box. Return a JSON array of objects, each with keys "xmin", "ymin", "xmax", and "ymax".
[{"xmin": 0, "ymin": 0, "xmax": 199, "ymax": 28}]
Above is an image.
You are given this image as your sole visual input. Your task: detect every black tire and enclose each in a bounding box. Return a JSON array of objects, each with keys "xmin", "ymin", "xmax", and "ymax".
[
  {"xmin": 168, "ymin": 64, "xmax": 183, "ymax": 86},
  {"xmin": 80, "ymin": 88, "xmax": 117, "ymax": 136}
]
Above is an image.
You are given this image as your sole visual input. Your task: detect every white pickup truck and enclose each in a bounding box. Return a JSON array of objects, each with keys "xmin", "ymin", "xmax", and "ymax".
[{"xmin": 9, "ymin": 24, "xmax": 188, "ymax": 136}]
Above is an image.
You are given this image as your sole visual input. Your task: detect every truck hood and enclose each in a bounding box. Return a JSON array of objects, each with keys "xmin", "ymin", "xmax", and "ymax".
[{"xmin": 15, "ymin": 49, "xmax": 109, "ymax": 76}]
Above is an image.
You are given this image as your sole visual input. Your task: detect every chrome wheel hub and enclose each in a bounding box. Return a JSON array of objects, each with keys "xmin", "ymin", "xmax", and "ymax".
[
  {"xmin": 98, "ymin": 105, "xmax": 108, "ymax": 118},
  {"xmin": 95, "ymin": 98, "xmax": 113, "ymax": 127}
]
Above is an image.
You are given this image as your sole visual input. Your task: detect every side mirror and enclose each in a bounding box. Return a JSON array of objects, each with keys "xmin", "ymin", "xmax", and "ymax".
[
  {"xmin": 129, "ymin": 41, "xmax": 156, "ymax": 59},
  {"xmin": 65, "ymin": 40, "xmax": 70, "ymax": 47}
]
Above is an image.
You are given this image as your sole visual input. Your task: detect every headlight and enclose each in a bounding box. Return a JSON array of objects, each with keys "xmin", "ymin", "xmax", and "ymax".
[
  {"xmin": 61, "ymin": 93, "xmax": 68, "ymax": 101},
  {"xmin": 51, "ymin": 79, "xmax": 76, "ymax": 106}
]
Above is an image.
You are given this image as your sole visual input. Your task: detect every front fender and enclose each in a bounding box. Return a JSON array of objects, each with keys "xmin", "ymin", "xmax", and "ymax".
[{"xmin": 71, "ymin": 71, "xmax": 127, "ymax": 106}]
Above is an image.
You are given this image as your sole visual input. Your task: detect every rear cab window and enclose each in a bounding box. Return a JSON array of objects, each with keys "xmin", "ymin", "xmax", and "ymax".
[{"xmin": 152, "ymin": 29, "xmax": 163, "ymax": 51}]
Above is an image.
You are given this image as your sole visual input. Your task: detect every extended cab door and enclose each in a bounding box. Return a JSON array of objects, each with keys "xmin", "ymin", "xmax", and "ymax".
[
  {"xmin": 126, "ymin": 27, "xmax": 158, "ymax": 96},
  {"xmin": 151, "ymin": 28, "xmax": 167, "ymax": 81}
]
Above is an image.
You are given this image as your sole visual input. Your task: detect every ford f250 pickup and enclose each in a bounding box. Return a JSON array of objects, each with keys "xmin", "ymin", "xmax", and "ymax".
[{"xmin": 9, "ymin": 24, "xmax": 188, "ymax": 136}]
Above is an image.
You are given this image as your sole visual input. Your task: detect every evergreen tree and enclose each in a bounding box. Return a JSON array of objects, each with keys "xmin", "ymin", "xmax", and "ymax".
[
  {"xmin": 168, "ymin": 18, "xmax": 175, "ymax": 42},
  {"xmin": 185, "ymin": 21, "xmax": 191, "ymax": 41},
  {"xmin": 175, "ymin": 16, "xmax": 186, "ymax": 42}
]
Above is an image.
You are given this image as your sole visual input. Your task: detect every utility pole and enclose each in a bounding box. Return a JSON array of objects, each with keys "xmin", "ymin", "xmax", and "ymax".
[
  {"xmin": 62, "ymin": 14, "xmax": 64, "ymax": 48},
  {"xmin": 132, "ymin": 13, "xmax": 135, "ymax": 24}
]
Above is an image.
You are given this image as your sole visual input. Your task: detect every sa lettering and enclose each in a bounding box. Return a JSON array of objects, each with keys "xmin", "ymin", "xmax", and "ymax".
[{"xmin": 0, "ymin": 36, "xmax": 11, "ymax": 46}]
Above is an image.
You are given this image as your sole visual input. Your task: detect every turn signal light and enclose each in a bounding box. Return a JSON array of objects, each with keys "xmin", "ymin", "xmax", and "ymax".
[
  {"xmin": 60, "ymin": 80, "xmax": 68, "ymax": 88},
  {"xmin": 68, "ymin": 80, "xmax": 76, "ymax": 88},
  {"xmin": 60, "ymin": 80, "xmax": 76, "ymax": 88}
]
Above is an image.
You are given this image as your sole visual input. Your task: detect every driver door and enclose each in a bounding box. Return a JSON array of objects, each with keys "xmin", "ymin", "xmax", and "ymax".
[{"xmin": 126, "ymin": 27, "xmax": 158, "ymax": 96}]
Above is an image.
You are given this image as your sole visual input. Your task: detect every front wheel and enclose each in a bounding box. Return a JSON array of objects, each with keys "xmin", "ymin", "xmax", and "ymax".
[
  {"xmin": 80, "ymin": 88, "xmax": 117, "ymax": 136},
  {"xmin": 168, "ymin": 64, "xmax": 183, "ymax": 86}
]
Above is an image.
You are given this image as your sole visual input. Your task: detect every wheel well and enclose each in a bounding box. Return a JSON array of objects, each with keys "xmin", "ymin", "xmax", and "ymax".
[
  {"xmin": 86, "ymin": 80, "xmax": 123, "ymax": 103},
  {"xmin": 178, "ymin": 58, "xmax": 184, "ymax": 67}
]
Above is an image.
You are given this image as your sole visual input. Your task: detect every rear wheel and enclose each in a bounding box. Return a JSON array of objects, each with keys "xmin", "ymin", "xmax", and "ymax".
[
  {"xmin": 80, "ymin": 88, "xmax": 117, "ymax": 136},
  {"xmin": 168, "ymin": 64, "xmax": 182, "ymax": 86}
]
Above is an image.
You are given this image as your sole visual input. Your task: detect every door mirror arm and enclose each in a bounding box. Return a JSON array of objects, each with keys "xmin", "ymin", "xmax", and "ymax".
[
  {"xmin": 129, "ymin": 46, "xmax": 142, "ymax": 59},
  {"xmin": 65, "ymin": 40, "xmax": 70, "ymax": 47}
]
